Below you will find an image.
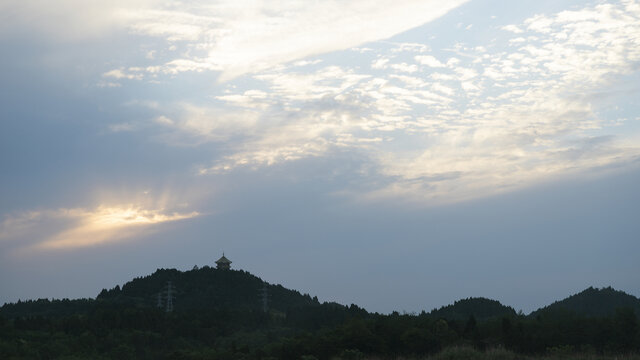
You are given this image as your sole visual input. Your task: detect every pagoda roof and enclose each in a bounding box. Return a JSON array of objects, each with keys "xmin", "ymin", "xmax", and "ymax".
[{"xmin": 215, "ymin": 255, "xmax": 232, "ymax": 264}]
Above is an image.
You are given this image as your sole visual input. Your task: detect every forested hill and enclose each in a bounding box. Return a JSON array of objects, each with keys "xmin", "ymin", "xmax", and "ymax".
[
  {"xmin": 530, "ymin": 286, "xmax": 640, "ymax": 317},
  {"xmin": 1, "ymin": 269, "xmax": 639, "ymax": 359},
  {"xmin": 0, "ymin": 266, "xmax": 367, "ymax": 329},
  {"xmin": 95, "ymin": 266, "xmax": 319, "ymax": 312},
  {"xmin": 429, "ymin": 297, "xmax": 517, "ymax": 321}
]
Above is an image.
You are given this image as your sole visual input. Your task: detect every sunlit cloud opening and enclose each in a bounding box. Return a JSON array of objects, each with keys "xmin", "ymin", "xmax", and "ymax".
[
  {"xmin": 1, "ymin": 206, "xmax": 200, "ymax": 251},
  {"xmin": 40, "ymin": 206, "xmax": 199, "ymax": 250}
]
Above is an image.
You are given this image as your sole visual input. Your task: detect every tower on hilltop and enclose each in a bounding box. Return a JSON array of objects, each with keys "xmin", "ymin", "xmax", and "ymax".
[{"xmin": 215, "ymin": 253, "xmax": 232, "ymax": 270}]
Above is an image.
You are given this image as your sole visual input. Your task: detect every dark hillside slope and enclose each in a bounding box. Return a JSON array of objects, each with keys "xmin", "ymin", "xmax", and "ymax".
[
  {"xmin": 96, "ymin": 267, "xmax": 319, "ymax": 312},
  {"xmin": 429, "ymin": 297, "xmax": 517, "ymax": 321},
  {"xmin": 531, "ymin": 286, "xmax": 640, "ymax": 317},
  {"xmin": 0, "ymin": 267, "xmax": 322, "ymax": 318}
]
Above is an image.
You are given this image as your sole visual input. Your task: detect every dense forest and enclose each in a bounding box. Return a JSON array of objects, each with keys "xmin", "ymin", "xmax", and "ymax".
[{"xmin": 1, "ymin": 267, "xmax": 638, "ymax": 359}]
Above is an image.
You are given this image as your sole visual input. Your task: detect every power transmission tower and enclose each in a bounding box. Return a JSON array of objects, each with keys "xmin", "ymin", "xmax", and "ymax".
[
  {"xmin": 258, "ymin": 283, "xmax": 270, "ymax": 313},
  {"xmin": 165, "ymin": 281, "xmax": 175, "ymax": 313}
]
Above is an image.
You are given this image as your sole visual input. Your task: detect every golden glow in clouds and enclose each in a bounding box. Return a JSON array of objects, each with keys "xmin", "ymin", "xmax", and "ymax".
[{"xmin": 0, "ymin": 205, "xmax": 199, "ymax": 251}]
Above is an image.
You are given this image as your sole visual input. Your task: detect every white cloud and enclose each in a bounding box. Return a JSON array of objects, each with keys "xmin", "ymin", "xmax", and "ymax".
[
  {"xmin": 372, "ymin": 58, "xmax": 390, "ymax": 69},
  {"xmin": 115, "ymin": 0, "xmax": 468, "ymax": 81},
  {"xmin": 390, "ymin": 63, "xmax": 419, "ymax": 73},
  {"xmin": 502, "ymin": 24, "xmax": 524, "ymax": 34},
  {"xmin": 154, "ymin": 115, "xmax": 174, "ymax": 125},
  {"xmin": 186, "ymin": 0, "xmax": 640, "ymax": 203},
  {"xmin": 24, "ymin": 0, "xmax": 634, "ymax": 204},
  {"xmin": 159, "ymin": 104, "xmax": 262, "ymax": 144},
  {"xmin": 103, "ymin": 68, "xmax": 142, "ymax": 80},
  {"xmin": 4, "ymin": 0, "xmax": 468, "ymax": 80},
  {"xmin": 525, "ymin": 14, "xmax": 555, "ymax": 33},
  {"xmin": 415, "ymin": 55, "xmax": 446, "ymax": 67},
  {"xmin": 204, "ymin": 0, "xmax": 470, "ymax": 80}
]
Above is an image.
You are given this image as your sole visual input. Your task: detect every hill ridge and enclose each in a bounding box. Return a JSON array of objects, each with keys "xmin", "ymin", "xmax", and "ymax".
[
  {"xmin": 2, "ymin": 266, "xmax": 639, "ymax": 320},
  {"xmin": 530, "ymin": 286, "xmax": 640, "ymax": 318}
]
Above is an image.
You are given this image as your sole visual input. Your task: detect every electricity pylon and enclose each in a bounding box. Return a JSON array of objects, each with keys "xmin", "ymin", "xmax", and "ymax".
[
  {"xmin": 165, "ymin": 281, "xmax": 175, "ymax": 313},
  {"xmin": 258, "ymin": 283, "xmax": 270, "ymax": 313}
]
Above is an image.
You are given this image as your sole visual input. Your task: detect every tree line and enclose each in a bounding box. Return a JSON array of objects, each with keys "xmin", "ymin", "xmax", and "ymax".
[{"xmin": 0, "ymin": 268, "xmax": 638, "ymax": 359}]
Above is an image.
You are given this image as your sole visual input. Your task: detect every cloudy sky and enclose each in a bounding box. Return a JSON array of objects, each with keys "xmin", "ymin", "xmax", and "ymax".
[{"xmin": 1, "ymin": 0, "xmax": 639, "ymax": 313}]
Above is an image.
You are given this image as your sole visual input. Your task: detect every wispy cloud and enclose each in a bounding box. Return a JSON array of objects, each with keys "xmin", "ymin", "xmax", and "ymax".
[
  {"xmin": 40, "ymin": 206, "xmax": 199, "ymax": 249},
  {"xmin": 26, "ymin": 0, "xmax": 637, "ymax": 204},
  {"xmin": 114, "ymin": 0, "xmax": 469, "ymax": 80},
  {"xmin": 3, "ymin": 0, "xmax": 468, "ymax": 80},
  {"xmin": 184, "ymin": 0, "xmax": 640, "ymax": 202},
  {"xmin": 0, "ymin": 205, "xmax": 199, "ymax": 251}
]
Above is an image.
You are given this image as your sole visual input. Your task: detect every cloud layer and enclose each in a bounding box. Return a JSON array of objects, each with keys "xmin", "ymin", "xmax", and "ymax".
[
  {"xmin": 4, "ymin": 0, "xmax": 467, "ymax": 79},
  {"xmin": 120, "ymin": 0, "xmax": 640, "ymax": 203},
  {"xmin": 123, "ymin": 0, "xmax": 470, "ymax": 80},
  {"xmin": 4, "ymin": 0, "xmax": 640, "ymax": 213}
]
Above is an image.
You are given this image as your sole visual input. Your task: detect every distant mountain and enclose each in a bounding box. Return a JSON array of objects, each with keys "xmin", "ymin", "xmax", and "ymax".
[
  {"xmin": 531, "ymin": 286, "xmax": 640, "ymax": 317},
  {"xmin": 429, "ymin": 297, "xmax": 517, "ymax": 321},
  {"xmin": 95, "ymin": 266, "xmax": 319, "ymax": 312}
]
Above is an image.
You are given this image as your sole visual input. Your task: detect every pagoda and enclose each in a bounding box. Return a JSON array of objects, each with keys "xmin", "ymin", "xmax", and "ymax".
[{"xmin": 215, "ymin": 253, "xmax": 232, "ymax": 270}]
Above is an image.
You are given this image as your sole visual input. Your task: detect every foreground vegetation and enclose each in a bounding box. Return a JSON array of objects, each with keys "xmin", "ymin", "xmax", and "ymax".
[
  {"xmin": 417, "ymin": 346, "xmax": 640, "ymax": 360},
  {"xmin": 1, "ymin": 268, "xmax": 638, "ymax": 359}
]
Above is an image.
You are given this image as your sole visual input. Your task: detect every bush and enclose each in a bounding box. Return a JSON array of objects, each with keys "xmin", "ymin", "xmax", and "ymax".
[
  {"xmin": 336, "ymin": 348, "xmax": 365, "ymax": 360},
  {"xmin": 432, "ymin": 346, "xmax": 481, "ymax": 360}
]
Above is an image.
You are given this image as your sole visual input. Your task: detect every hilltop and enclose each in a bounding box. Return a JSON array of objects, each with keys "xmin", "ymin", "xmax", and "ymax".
[
  {"xmin": 429, "ymin": 297, "xmax": 517, "ymax": 321},
  {"xmin": 531, "ymin": 286, "xmax": 640, "ymax": 318},
  {"xmin": 96, "ymin": 266, "xmax": 319, "ymax": 312}
]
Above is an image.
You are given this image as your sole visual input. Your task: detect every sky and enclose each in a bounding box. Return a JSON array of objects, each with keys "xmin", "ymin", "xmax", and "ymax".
[{"xmin": 1, "ymin": 0, "xmax": 639, "ymax": 314}]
